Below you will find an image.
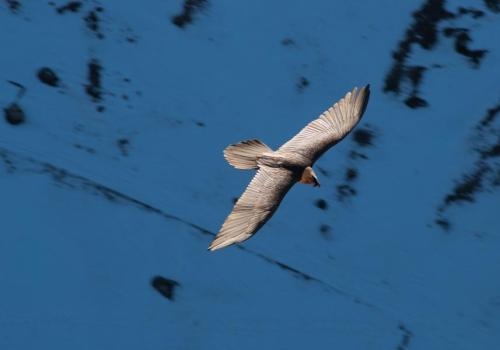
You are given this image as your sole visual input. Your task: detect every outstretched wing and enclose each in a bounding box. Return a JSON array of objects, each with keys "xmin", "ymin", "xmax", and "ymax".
[
  {"xmin": 278, "ymin": 85, "xmax": 370, "ymax": 163},
  {"xmin": 209, "ymin": 166, "xmax": 296, "ymax": 251}
]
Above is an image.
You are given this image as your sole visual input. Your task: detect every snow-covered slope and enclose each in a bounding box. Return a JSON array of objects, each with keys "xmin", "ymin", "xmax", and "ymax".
[{"xmin": 1, "ymin": 0, "xmax": 499, "ymax": 349}]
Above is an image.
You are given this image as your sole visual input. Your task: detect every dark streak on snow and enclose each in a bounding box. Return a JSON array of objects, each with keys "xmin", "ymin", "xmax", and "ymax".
[
  {"xmin": 281, "ymin": 37, "xmax": 296, "ymax": 47},
  {"xmin": 345, "ymin": 168, "xmax": 358, "ymax": 182},
  {"xmin": 383, "ymin": 0, "xmax": 490, "ymax": 108},
  {"xmin": 335, "ymin": 168, "xmax": 359, "ymax": 201},
  {"xmin": 436, "ymin": 102, "xmax": 500, "ymax": 229},
  {"xmin": 352, "ymin": 127, "xmax": 375, "ymax": 147},
  {"xmin": 317, "ymin": 166, "xmax": 331, "ymax": 178},
  {"xmin": 443, "ymin": 164, "xmax": 488, "ymax": 206},
  {"xmin": 404, "ymin": 66, "xmax": 428, "ymax": 109},
  {"xmin": 0, "ymin": 150, "xmax": 16, "ymax": 173},
  {"xmin": 74, "ymin": 144, "xmax": 96, "ymax": 154},
  {"xmin": 435, "ymin": 217, "xmax": 451, "ymax": 231},
  {"xmin": 478, "ymin": 104, "xmax": 500, "ymax": 128},
  {"xmin": 37, "ymin": 67, "xmax": 60, "ymax": 87},
  {"xmin": 314, "ymin": 198, "xmax": 328, "ymax": 210},
  {"xmin": 442, "ymin": 28, "xmax": 488, "ymax": 67},
  {"xmin": 336, "ymin": 184, "xmax": 357, "ymax": 202},
  {"xmin": 484, "ymin": 0, "xmax": 500, "ymax": 13},
  {"xmin": 7, "ymin": 80, "xmax": 26, "ymax": 100},
  {"xmin": 335, "ymin": 126, "xmax": 375, "ymax": 202},
  {"xmin": 276, "ymin": 261, "xmax": 312, "ymax": 281},
  {"xmin": 4, "ymin": 103, "xmax": 25, "ymax": 125},
  {"xmin": 117, "ymin": 138, "xmax": 130, "ymax": 156},
  {"xmin": 56, "ymin": 1, "xmax": 82, "ymax": 14},
  {"xmin": 480, "ymin": 142, "xmax": 500, "ymax": 159},
  {"xmin": 85, "ymin": 59, "xmax": 102, "ymax": 102},
  {"xmin": 406, "ymin": 66, "xmax": 426, "ymax": 90},
  {"xmin": 349, "ymin": 150, "xmax": 368, "ymax": 160},
  {"xmin": 297, "ymin": 76, "xmax": 310, "ymax": 93},
  {"xmin": 252, "ymin": 253, "xmax": 314, "ymax": 282},
  {"xmin": 0, "ymin": 146, "xmax": 376, "ymax": 309},
  {"xmin": 151, "ymin": 276, "xmax": 180, "ymax": 301},
  {"xmin": 242, "ymin": 246, "xmax": 376, "ymax": 308},
  {"xmin": 396, "ymin": 323, "xmax": 413, "ymax": 350},
  {"xmin": 319, "ymin": 224, "xmax": 332, "ymax": 239},
  {"xmin": 405, "ymin": 95, "xmax": 428, "ymax": 109},
  {"xmin": 5, "ymin": 0, "xmax": 20, "ymax": 13},
  {"xmin": 84, "ymin": 8, "xmax": 104, "ymax": 39},
  {"xmin": 457, "ymin": 7, "xmax": 484, "ymax": 18},
  {"xmin": 171, "ymin": 0, "xmax": 208, "ymax": 28},
  {"xmin": 384, "ymin": 0, "xmax": 453, "ymax": 98}
]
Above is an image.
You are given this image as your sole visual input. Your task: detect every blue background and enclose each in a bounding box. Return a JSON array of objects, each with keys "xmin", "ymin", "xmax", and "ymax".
[{"xmin": 1, "ymin": 1, "xmax": 499, "ymax": 349}]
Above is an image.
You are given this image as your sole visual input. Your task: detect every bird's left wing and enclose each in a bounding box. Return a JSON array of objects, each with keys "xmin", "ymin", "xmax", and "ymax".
[
  {"xmin": 278, "ymin": 85, "xmax": 370, "ymax": 163},
  {"xmin": 208, "ymin": 166, "xmax": 296, "ymax": 251}
]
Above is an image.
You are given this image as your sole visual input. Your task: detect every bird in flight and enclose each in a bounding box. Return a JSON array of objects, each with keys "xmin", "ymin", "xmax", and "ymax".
[{"xmin": 208, "ymin": 85, "xmax": 370, "ymax": 251}]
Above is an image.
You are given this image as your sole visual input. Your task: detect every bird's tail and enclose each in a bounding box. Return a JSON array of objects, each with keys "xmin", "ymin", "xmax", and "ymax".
[{"xmin": 224, "ymin": 139, "xmax": 272, "ymax": 169}]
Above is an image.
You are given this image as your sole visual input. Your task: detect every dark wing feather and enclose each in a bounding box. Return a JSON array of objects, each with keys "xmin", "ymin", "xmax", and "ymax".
[
  {"xmin": 278, "ymin": 85, "xmax": 370, "ymax": 163},
  {"xmin": 208, "ymin": 166, "xmax": 296, "ymax": 251}
]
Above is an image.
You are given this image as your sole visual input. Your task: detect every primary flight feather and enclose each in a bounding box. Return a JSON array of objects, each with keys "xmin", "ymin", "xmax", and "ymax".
[{"xmin": 209, "ymin": 85, "xmax": 370, "ymax": 251}]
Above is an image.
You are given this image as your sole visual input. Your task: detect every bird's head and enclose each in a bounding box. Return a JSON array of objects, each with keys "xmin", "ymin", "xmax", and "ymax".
[{"xmin": 300, "ymin": 166, "xmax": 320, "ymax": 187}]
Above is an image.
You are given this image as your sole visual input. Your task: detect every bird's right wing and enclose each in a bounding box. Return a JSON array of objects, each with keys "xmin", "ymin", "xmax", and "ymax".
[
  {"xmin": 208, "ymin": 166, "xmax": 296, "ymax": 251},
  {"xmin": 278, "ymin": 85, "xmax": 370, "ymax": 163}
]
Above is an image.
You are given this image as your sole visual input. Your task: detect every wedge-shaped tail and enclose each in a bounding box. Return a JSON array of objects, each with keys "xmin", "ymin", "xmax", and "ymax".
[{"xmin": 224, "ymin": 139, "xmax": 272, "ymax": 169}]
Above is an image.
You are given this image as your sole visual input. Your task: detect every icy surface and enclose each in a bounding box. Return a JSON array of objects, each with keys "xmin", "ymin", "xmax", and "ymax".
[{"xmin": 1, "ymin": 0, "xmax": 499, "ymax": 349}]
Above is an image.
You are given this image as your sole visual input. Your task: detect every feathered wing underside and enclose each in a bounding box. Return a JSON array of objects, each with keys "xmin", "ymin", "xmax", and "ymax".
[
  {"xmin": 208, "ymin": 166, "xmax": 296, "ymax": 251},
  {"xmin": 278, "ymin": 85, "xmax": 370, "ymax": 163}
]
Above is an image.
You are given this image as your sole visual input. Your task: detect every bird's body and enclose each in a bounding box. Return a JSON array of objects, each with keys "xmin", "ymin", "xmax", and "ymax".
[{"xmin": 208, "ymin": 85, "xmax": 370, "ymax": 251}]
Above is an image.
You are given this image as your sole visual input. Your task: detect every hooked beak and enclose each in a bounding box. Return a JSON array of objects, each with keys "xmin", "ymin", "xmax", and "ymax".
[{"xmin": 313, "ymin": 176, "xmax": 320, "ymax": 187}]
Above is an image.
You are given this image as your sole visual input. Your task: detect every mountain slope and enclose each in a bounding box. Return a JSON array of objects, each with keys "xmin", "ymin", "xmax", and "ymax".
[{"xmin": 1, "ymin": 0, "xmax": 499, "ymax": 349}]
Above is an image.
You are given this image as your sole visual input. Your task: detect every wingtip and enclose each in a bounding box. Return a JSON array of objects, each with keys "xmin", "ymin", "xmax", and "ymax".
[
  {"xmin": 207, "ymin": 243, "xmax": 216, "ymax": 252},
  {"xmin": 352, "ymin": 84, "xmax": 370, "ymax": 96},
  {"xmin": 208, "ymin": 236, "xmax": 241, "ymax": 252},
  {"xmin": 363, "ymin": 84, "xmax": 371, "ymax": 99},
  {"xmin": 207, "ymin": 240, "xmax": 224, "ymax": 252}
]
